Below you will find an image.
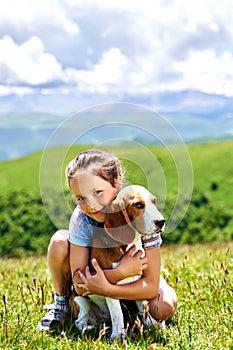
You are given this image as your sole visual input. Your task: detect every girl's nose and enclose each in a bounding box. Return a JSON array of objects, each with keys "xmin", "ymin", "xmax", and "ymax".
[{"xmin": 86, "ymin": 197, "xmax": 99, "ymax": 210}]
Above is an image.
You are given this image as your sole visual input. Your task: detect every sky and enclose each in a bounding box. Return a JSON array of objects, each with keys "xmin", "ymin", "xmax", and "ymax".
[{"xmin": 0, "ymin": 0, "xmax": 233, "ymax": 138}]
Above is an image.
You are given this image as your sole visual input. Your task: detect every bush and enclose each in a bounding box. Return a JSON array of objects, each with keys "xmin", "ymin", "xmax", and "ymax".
[
  {"xmin": 163, "ymin": 190, "xmax": 233, "ymax": 244},
  {"xmin": 0, "ymin": 191, "xmax": 57, "ymax": 257},
  {"xmin": 0, "ymin": 188, "xmax": 232, "ymax": 257}
]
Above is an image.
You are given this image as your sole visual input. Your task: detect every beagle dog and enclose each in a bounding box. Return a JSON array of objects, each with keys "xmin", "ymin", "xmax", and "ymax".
[{"xmin": 74, "ymin": 185, "xmax": 165, "ymax": 339}]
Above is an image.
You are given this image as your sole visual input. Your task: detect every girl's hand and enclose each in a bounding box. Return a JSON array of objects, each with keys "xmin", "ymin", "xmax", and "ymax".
[
  {"xmin": 117, "ymin": 245, "xmax": 148, "ymax": 280},
  {"xmin": 77, "ymin": 258, "xmax": 112, "ymax": 297}
]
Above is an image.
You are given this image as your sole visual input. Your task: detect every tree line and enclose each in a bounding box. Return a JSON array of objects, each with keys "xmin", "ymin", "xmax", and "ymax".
[{"xmin": 0, "ymin": 188, "xmax": 232, "ymax": 257}]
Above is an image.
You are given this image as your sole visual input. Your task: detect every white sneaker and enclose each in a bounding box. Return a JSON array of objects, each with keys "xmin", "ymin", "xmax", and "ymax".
[{"xmin": 37, "ymin": 302, "xmax": 70, "ymax": 331}]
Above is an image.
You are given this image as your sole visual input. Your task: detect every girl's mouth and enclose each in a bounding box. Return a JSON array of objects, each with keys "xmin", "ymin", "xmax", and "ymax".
[{"xmin": 89, "ymin": 210, "xmax": 103, "ymax": 215}]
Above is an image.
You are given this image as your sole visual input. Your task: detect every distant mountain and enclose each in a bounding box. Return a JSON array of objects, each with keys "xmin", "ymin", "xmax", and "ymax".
[
  {"xmin": 0, "ymin": 113, "xmax": 64, "ymax": 160},
  {"xmin": 0, "ymin": 127, "xmax": 55, "ymax": 161},
  {"xmin": 1, "ymin": 105, "xmax": 233, "ymax": 161}
]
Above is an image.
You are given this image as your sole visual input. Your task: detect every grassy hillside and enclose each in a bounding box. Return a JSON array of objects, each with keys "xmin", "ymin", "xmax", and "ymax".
[
  {"xmin": 187, "ymin": 141, "xmax": 233, "ymax": 207},
  {"xmin": 1, "ymin": 141, "xmax": 233, "ymax": 213},
  {"xmin": 1, "ymin": 141, "xmax": 232, "ymax": 199}
]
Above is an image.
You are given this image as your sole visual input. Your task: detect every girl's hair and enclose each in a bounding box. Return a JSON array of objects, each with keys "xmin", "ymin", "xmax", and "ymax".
[{"xmin": 66, "ymin": 149, "xmax": 123, "ymax": 188}]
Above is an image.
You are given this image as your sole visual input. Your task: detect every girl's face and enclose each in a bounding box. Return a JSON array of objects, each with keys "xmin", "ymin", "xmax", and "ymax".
[{"xmin": 70, "ymin": 171, "xmax": 119, "ymax": 222}]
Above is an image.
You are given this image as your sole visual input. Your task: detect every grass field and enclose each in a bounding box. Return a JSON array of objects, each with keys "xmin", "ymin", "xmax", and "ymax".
[{"xmin": 1, "ymin": 241, "xmax": 232, "ymax": 349}]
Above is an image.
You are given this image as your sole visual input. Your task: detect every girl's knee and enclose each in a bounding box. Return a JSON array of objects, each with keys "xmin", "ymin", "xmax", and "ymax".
[
  {"xmin": 162, "ymin": 298, "xmax": 177, "ymax": 320},
  {"xmin": 48, "ymin": 230, "xmax": 69, "ymax": 256},
  {"xmin": 150, "ymin": 297, "xmax": 177, "ymax": 321},
  {"xmin": 149, "ymin": 285, "xmax": 177, "ymax": 321},
  {"xmin": 163, "ymin": 286, "xmax": 177, "ymax": 319}
]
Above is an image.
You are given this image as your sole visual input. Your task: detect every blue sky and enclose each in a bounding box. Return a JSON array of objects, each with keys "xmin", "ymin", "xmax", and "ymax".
[{"xmin": 0, "ymin": 0, "xmax": 233, "ymax": 138}]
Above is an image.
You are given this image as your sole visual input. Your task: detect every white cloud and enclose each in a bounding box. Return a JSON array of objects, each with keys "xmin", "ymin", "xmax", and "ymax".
[
  {"xmin": 0, "ymin": 0, "xmax": 80, "ymax": 35},
  {"xmin": 65, "ymin": 48, "xmax": 128, "ymax": 93},
  {"xmin": 0, "ymin": 0, "xmax": 233, "ymax": 113},
  {"xmin": 0, "ymin": 36, "xmax": 64, "ymax": 85},
  {"xmin": 173, "ymin": 50, "xmax": 233, "ymax": 96}
]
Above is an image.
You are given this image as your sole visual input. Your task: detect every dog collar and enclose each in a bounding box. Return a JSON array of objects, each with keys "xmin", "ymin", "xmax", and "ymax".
[{"xmin": 142, "ymin": 234, "xmax": 162, "ymax": 249}]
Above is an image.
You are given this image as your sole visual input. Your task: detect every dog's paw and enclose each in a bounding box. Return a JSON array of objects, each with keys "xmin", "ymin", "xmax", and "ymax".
[
  {"xmin": 110, "ymin": 328, "xmax": 126, "ymax": 340},
  {"xmin": 75, "ymin": 318, "xmax": 86, "ymax": 331},
  {"xmin": 75, "ymin": 318, "xmax": 95, "ymax": 332},
  {"xmin": 143, "ymin": 315, "xmax": 166, "ymax": 330},
  {"xmin": 143, "ymin": 314, "xmax": 158, "ymax": 327}
]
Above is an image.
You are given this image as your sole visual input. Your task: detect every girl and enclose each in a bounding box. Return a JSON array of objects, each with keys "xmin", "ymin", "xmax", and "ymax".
[{"xmin": 37, "ymin": 149, "xmax": 177, "ymax": 331}]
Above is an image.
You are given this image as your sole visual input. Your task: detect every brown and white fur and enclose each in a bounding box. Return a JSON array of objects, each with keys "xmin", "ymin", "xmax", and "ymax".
[{"xmin": 73, "ymin": 185, "xmax": 165, "ymax": 339}]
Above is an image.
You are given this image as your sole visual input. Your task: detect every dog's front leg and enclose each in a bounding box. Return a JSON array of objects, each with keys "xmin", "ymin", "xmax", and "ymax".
[
  {"xmin": 74, "ymin": 296, "xmax": 97, "ymax": 332},
  {"xmin": 106, "ymin": 297, "xmax": 126, "ymax": 340}
]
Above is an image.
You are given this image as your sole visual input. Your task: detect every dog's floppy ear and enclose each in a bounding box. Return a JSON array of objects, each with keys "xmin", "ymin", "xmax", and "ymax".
[{"xmin": 104, "ymin": 202, "xmax": 135, "ymax": 244}]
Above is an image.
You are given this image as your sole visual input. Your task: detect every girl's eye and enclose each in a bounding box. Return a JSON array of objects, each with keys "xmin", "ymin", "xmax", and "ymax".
[
  {"xmin": 134, "ymin": 202, "xmax": 145, "ymax": 209},
  {"xmin": 76, "ymin": 196, "xmax": 85, "ymax": 202},
  {"xmin": 94, "ymin": 190, "xmax": 102, "ymax": 196}
]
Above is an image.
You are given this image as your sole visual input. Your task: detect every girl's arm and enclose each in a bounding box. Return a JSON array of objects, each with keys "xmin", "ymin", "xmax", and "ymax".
[
  {"xmin": 78, "ymin": 247, "xmax": 161, "ymax": 300},
  {"xmin": 99, "ymin": 245, "xmax": 148, "ymax": 284},
  {"xmin": 70, "ymin": 243, "xmax": 89, "ymax": 294}
]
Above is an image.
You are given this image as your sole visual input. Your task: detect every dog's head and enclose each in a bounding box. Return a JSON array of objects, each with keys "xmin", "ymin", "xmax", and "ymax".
[{"xmin": 104, "ymin": 185, "xmax": 165, "ymax": 244}]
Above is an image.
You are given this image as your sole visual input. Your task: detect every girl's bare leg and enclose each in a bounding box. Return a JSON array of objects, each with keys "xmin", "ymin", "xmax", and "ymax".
[
  {"xmin": 47, "ymin": 230, "xmax": 71, "ymax": 296},
  {"xmin": 37, "ymin": 230, "xmax": 71, "ymax": 330},
  {"xmin": 148, "ymin": 276, "xmax": 177, "ymax": 321}
]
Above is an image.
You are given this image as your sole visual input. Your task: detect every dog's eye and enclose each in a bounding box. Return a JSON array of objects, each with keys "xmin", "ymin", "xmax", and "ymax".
[{"xmin": 134, "ymin": 202, "xmax": 145, "ymax": 209}]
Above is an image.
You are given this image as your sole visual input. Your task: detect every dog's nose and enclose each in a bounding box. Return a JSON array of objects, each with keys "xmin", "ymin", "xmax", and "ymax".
[{"xmin": 154, "ymin": 219, "xmax": 165, "ymax": 228}]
